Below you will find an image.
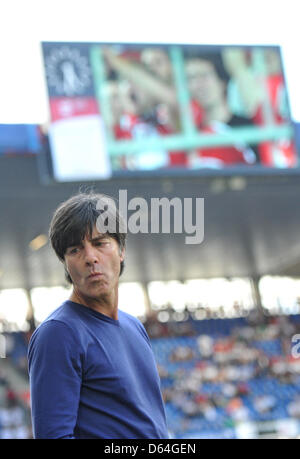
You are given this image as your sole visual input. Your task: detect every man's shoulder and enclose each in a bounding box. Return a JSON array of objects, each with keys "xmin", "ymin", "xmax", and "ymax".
[
  {"xmin": 29, "ymin": 302, "xmax": 79, "ymax": 345},
  {"xmin": 44, "ymin": 301, "xmax": 74, "ymax": 322},
  {"xmin": 27, "ymin": 303, "xmax": 85, "ymax": 372}
]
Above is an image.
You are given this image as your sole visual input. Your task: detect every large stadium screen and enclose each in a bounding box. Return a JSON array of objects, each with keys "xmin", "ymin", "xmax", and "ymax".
[{"xmin": 41, "ymin": 42, "xmax": 298, "ymax": 181}]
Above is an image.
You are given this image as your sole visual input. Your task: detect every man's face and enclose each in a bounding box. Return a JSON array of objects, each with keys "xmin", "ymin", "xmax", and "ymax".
[
  {"xmin": 64, "ymin": 226, "xmax": 125, "ymax": 302},
  {"xmin": 185, "ymin": 59, "xmax": 225, "ymax": 109}
]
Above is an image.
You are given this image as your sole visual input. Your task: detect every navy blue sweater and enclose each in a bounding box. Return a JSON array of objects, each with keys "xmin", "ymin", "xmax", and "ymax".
[{"xmin": 27, "ymin": 301, "xmax": 168, "ymax": 439}]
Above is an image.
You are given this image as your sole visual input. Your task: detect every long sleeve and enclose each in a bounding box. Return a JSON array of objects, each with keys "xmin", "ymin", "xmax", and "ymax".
[{"xmin": 27, "ymin": 320, "xmax": 83, "ymax": 439}]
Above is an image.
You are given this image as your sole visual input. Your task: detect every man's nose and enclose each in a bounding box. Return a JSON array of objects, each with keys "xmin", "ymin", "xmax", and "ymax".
[{"xmin": 84, "ymin": 245, "xmax": 99, "ymax": 265}]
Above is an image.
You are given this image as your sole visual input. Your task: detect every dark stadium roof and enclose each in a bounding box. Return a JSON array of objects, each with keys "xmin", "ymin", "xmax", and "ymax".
[{"xmin": 1, "ymin": 155, "xmax": 300, "ymax": 290}]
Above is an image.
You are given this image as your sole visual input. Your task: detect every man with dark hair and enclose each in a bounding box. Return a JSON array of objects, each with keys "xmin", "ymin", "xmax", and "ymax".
[{"xmin": 28, "ymin": 192, "xmax": 168, "ymax": 439}]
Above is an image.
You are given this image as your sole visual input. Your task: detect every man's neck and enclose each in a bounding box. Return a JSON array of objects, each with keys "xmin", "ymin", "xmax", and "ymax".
[{"xmin": 69, "ymin": 289, "xmax": 119, "ymax": 320}]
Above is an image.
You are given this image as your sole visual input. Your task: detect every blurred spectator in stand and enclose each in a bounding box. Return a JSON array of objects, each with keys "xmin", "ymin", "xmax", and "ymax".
[
  {"xmin": 236, "ymin": 381, "xmax": 250, "ymax": 397},
  {"xmin": 185, "ymin": 52, "xmax": 260, "ymax": 168},
  {"xmin": 170, "ymin": 345, "xmax": 195, "ymax": 362},
  {"xmin": 0, "ymin": 386, "xmax": 29, "ymax": 439},
  {"xmin": 199, "ymin": 399, "xmax": 218, "ymax": 421},
  {"xmin": 253, "ymin": 394, "xmax": 277, "ymax": 415},
  {"xmin": 147, "ymin": 310, "xmax": 300, "ymax": 435},
  {"xmin": 226, "ymin": 397, "xmax": 250, "ymax": 422},
  {"xmin": 287, "ymin": 395, "xmax": 300, "ymax": 419},
  {"xmin": 196, "ymin": 334, "xmax": 214, "ymax": 359}
]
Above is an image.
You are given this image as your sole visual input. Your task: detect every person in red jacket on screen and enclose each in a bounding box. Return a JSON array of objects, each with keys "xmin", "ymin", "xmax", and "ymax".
[
  {"xmin": 102, "ymin": 47, "xmax": 186, "ymax": 170},
  {"xmin": 222, "ymin": 48, "xmax": 297, "ymax": 168},
  {"xmin": 184, "ymin": 52, "xmax": 260, "ymax": 168}
]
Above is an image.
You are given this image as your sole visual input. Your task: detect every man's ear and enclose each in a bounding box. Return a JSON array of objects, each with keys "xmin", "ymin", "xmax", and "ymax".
[{"xmin": 120, "ymin": 247, "xmax": 125, "ymax": 262}]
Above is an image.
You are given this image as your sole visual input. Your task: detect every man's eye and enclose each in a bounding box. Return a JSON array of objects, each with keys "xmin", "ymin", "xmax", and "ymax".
[
  {"xmin": 69, "ymin": 247, "xmax": 79, "ymax": 254},
  {"xmin": 95, "ymin": 241, "xmax": 109, "ymax": 247}
]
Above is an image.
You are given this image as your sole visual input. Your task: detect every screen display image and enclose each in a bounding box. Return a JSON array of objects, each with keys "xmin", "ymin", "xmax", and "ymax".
[{"xmin": 41, "ymin": 42, "xmax": 297, "ymax": 181}]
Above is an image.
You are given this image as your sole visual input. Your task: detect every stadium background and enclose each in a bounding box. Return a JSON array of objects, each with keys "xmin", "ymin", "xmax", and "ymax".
[{"xmin": 1, "ymin": 0, "xmax": 300, "ymax": 439}]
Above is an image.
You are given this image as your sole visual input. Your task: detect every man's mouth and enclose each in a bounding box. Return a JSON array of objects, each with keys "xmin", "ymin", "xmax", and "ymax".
[{"xmin": 87, "ymin": 272, "xmax": 103, "ymax": 279}]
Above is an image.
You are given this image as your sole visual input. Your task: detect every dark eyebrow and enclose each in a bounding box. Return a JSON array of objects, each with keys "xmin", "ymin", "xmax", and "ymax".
[
  {"xmin": 66, "ymin": 234, "xmax": 108, "ymax": 249},
  {"xmin": 90, "ymin": 235, "xmax": 111, "ymax": 243},
  {"xmin": 66, "ymin": 242, "xmax": 83, "ymax": 251}
]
